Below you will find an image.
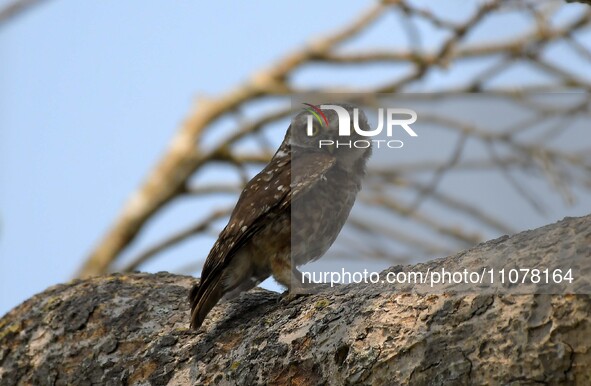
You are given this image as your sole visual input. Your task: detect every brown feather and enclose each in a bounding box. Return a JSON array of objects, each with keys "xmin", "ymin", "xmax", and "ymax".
[
  {"xmin": 190, "ymin": 274, "xmax": 224, "ymax": 329},
  {"xmin": 188, "ymin": 119, "xmax": 362, "ymax": 329}
]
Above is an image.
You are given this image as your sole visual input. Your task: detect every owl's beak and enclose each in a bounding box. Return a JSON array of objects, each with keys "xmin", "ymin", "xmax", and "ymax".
[{"xmin": 326, "ymin": 143, "xmax": 336, "ymax": 154}]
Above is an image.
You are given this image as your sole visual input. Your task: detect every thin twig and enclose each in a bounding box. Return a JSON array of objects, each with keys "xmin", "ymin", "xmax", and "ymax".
[{"xmin": 121, "ymin": 209, "xmax": 230, "ymax": 273}]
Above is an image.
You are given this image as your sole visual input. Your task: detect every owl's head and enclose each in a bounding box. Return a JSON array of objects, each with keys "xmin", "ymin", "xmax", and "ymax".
[{"xmin": 288, "ymin": 103, "xmax": 372, "ymax": 170}]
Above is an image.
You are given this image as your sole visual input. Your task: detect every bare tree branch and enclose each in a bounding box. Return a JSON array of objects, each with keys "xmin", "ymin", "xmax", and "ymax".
[
  {"xmin": 3, "ymin": 214, "xmax": 591, "ymax": 385},
  {"xmin": 78, "ymin": 5, "xmax": 386, "ymax": 277},
  {"xmin": 121, "ymin": 209, "xmax": 230, "ymax": 273},
  {"xmin": 0, "ymin": 0, "xmax": 47, "ymax": 28},
  {"xmin": 77, "ymin": 1, "xmax": 591, "ymax": 276}
]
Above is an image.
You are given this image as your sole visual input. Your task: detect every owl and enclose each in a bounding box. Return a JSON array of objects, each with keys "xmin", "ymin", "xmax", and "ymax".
[{"xmin": 190, "ymin": 103, "xmax": 372, "ymax": 329}]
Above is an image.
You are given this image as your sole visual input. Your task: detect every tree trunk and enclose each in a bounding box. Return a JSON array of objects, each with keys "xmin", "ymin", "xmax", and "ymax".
[{"xmin": 1, "ymin": 214, "xmax": 590, "ymax": 385}]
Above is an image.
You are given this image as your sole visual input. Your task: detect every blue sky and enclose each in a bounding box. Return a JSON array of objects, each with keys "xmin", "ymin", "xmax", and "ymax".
[
  {"xmin": 1, "ymin": 1, "xmax": 590, "ymax": 316},
  {"xmin": 0, "ymin": 0, "xmax": 375, "ymax": 315}
]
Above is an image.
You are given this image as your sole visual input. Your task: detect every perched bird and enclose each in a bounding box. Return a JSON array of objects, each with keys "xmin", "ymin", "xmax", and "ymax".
[{"xmin": 189, "ymin": 103, "xmax": 372, "ymax": 329}]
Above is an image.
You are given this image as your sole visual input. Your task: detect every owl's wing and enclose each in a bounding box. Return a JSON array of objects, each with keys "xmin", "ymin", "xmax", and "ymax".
[{"xmin": 190, "ymin": 148, "xmax": 336, "ymax": 328}]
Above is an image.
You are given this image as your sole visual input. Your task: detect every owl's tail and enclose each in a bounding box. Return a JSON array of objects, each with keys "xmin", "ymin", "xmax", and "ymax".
[{"xmin": 189, "ymin": 274, "xmax": 224, "ymax": 329}]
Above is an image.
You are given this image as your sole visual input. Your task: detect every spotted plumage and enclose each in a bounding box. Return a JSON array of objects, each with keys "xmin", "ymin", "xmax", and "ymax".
[{"xmin": 190, "ymin": 103, "xmax": 372, "ymax": 329}]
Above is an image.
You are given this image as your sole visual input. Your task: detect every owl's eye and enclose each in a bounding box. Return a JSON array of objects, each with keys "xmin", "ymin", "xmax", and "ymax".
[{"xmin": 309, "ymin": 124, "xmax": 320, "ymax": 137}]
